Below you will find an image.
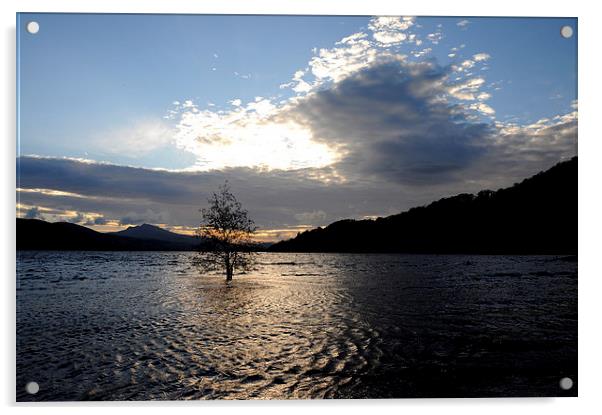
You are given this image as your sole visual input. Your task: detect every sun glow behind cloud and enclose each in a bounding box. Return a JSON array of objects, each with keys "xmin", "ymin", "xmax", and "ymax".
[
  {"xmin": 172, "ymin": 98, "xmax": 339, "ymax": 171},
  {"xmin": 168, "ymin": 16, "xmax": 508, "ymax": 174}
]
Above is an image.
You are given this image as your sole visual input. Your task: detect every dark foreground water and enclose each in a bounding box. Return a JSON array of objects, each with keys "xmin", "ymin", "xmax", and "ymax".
[{"xmin": 17, "ymin": 252, "xmax": 577, "ymax": 400}]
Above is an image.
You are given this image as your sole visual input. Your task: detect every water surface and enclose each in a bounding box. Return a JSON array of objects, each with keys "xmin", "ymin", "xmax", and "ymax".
[{"xmin": 17, "ymin": 252, "xmax": 577, "ymax": 400}]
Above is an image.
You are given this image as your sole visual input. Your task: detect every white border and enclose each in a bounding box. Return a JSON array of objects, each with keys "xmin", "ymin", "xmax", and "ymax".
[{"xmin": 2, "ymin": 1, "xmax": 601, "ymax": 414}]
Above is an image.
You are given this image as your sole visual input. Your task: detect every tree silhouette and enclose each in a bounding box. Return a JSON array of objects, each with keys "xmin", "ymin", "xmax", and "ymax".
[
  {"xmin": 196, "ymin": 182, "xmax": 257, "ymax": 282},
  {"xmin": 270, "ymin": 157, "xmax": 577, "ymax": 254}
]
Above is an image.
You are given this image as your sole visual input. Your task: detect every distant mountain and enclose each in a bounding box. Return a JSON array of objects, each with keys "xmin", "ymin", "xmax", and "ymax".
[
  {"xmin": 17, "ymin": 219, "xmax": 201, "ymax": 251},
  {"xmin": 255, "ymin": 241, "xmax": 274, "ymax": 250},
  {"xmin": 270, "ymin": 157, "xmax": 577, "ymax": 254},
  {"xmin": 108, "ymin": 223, "xmax": 200, "ymax": 248}
]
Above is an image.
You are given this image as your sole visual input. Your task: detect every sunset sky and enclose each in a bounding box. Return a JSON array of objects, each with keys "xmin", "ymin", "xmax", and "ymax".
[{"xmin": 17, "ymin": 14, "xmax": 577, "ymax": 241}]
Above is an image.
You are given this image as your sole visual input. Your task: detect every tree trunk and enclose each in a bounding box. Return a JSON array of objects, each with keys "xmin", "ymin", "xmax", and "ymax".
[{"xmin": 225, "ymin": 256, "xmax": 233, "ymax": 281}]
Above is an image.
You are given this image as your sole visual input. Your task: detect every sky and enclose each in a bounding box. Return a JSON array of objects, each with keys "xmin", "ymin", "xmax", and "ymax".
[{"xmin": 16, "ymin": 13, "xmax": 577, "ymax": 241}]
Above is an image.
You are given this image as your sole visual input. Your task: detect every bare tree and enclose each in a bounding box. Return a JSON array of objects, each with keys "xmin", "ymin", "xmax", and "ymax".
[{"xmin": 196, "ymin": 182, "xmax": 257, "ymax": 282}]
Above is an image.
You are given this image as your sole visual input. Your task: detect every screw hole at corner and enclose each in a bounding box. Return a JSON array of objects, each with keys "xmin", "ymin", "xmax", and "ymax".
[
  {"xmin": 25, "ymin": 381, "xmax": 39, "ymax": 395},
  {"xmin": 560, "ymin": 25, "xmax": 573, "ymax": 39},
  {"xmin": 559, "ymin": 377, "xmax": 573, "ymax": 390},
  {"xmin": 26, "ymin": 21, "xmax": 40, "ymax": 35}
]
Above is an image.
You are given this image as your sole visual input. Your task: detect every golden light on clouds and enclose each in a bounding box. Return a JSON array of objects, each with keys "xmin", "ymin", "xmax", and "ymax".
[
  {"xmin": 17, "ymin": 188, "xmax": 93, "ymax": 199},
  {"xmin": 17, "ymin": 200, "xmax": 314, "ymax": 242}
]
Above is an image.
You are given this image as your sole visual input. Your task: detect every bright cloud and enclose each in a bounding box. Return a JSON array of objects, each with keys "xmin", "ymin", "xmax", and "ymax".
[
  {"xmin": 369, "ymin": 16, "xmax": 415, "ymax": 45},
  {"xmin": 473, "ymin": 53, "xmax": 491, "ymax": 62},
  {"xmin": 448, "ymin": 77, "xmax": 486, "ymax": 101},
  {"xmin": 427, "ymin": 32, "xmax": 443, "ymax": 44},
  {"xmin": 413, "ymin": 48, "xmax": 432, "ymax": 58},
  {"xmin": 172, "ymin": 98, "xmax": 338, "ymax": 171},
  {"xmin": 469, "ymin": 102, "xmax": 496, "ymax": 116}
]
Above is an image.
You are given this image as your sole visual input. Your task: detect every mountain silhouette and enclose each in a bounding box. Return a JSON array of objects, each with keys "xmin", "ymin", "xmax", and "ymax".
[
  {"xmin": 108, "ymin": 223, "xmax": 200, "ymax": 247},
  {"xmin": 17, "ymin": 219, "xmax": 201, "ymax": 251},
  {"xmin": 270, "ymin": 157, "xmax": 577, "ymax": 254}
]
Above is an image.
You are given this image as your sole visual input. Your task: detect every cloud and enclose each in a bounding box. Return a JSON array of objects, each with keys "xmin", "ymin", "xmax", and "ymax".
[
  {"xmin": 280, "ymin": 70, "xmax": 313, "ymax": 93},
  {"xmin": 452, "ymin": 60, "xmax": 478, "ymax": 73},
  {"xmin": 412, "ymin": 47, "xmax": 432, "ymax": 58},
  {"xmin": 457, "ymin": 19, "xmax": 470, "ymax": 28},
  {"xmin": 17, "ymin": 202, "xmax": 109, "ymax": 226},
  {"xmin": 24, "ymin": 206, "xmax": 42, "ymax": 219},
  {"xmin": 308, "ymin": 35, "xmax": 380, "ymax": 83},
  {"xmin": 86, "ymin": 215, "xmax": 107, "ymax": 226},
  {"xmin": 120, "ymin": 209, "xmax": 170, "ymax": 225},
  {"xmin": 477, "ymin": 92, "xmax": 492, "ymax": 101},
  {"xmin": 473, "ymin": 53, "xmax": 491, "ymax": 62},
  {"xmin": 461, "ymin": 59, "xmax": 475, "ymax": 69},
  {"xmin": 337, "ymin": 32, "xmax": 368, "ymax": 45},
  {"xmin": 493, "ymin": 110, "xmax": 577, "ymax": 161},
  {"xmin": 426, "ymin": 32, "xmax": 443, "ymax": 44},
  {"xmin": 448, "ymin": 77, "xmax": 486, "ymax": 100},
  {"xmin": 279, "ymin": 59, "xmax": 496, "ymax": 185},
  {"xmin": 67, "ymin": 212, "xmax": 86, "ymax": 224},
  {"xmin": 293, "ymin": 16, "xmax": 417, "ymax": 87},
  {"xmin": 172, "ymin": 97, "xmax": 338, "ymax": 171},
  {"xmin": 233, "ymin": 71, "xmax": 252, "ymax": 79},
  {"xmin": 469, "ymin": 102, "xmax": 496, "ymax": 115},
  {"xmin": 17, "ymin": 156, "xmax": 429, "ymax": 233},
  {"xmin": 294, "ymin": 210, "xmax": 327, "ymax": 225},
  {"xmin": 369, "ymin": 16, "xmax": 415, "ymax": 45}
]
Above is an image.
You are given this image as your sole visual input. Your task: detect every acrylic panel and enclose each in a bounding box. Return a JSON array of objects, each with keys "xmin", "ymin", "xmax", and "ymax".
[{"xmin": 16, "ymin": 13, "xmax": 578, "ymax": 401}]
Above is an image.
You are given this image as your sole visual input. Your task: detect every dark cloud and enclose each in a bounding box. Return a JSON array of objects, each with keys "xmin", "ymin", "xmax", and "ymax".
[
  {"xmin": 16, "ymin": 157, "xmax": 192, "ymax": 203},
  {"xmin": 17, "ymin": 140, "xmax": 575, "ymax": 238},
  {"xmin": 17, "ymin": 156, "xmax": 440, "ymax": 230},
  {"xmin": 281, "ymin": 60, "xmax": 492, "ymax": 185}
]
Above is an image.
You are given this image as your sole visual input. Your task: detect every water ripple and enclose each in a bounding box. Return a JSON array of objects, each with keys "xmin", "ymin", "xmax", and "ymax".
[{"xmin": 17, "ymin": 252, "xmax": 577, "ymax": 400}]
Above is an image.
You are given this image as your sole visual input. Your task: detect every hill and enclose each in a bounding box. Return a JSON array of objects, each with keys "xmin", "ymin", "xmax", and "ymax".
[
  {"xmin": 108, "ymin": 223, "xmax": 200, "ymax": 248},
  {"xmin": 17, "ymin": 219, "xmax": 201, "ymax": 251},
  {"xmin": 270, "ymin": 157, "xmax": 577, "ymax": 254}
]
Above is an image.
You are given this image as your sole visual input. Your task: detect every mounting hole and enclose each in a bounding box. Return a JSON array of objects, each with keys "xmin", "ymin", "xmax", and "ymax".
[
  {"xmin": 559, "ymin": 377, "xmax": 573, "ymax": 390},
  {"xmin": 560, "ymin": 25, "xmax": 573, "ymax": 39},
  {"xmin": 26, "ymin": 21, "xmax": 40, "ymax": 35},
  {"xmin": 25, "ymin": 381, "xmax": 39, "ymax": 395}
]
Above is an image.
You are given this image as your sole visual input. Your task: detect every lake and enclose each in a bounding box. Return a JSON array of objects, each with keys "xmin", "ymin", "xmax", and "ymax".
[{"xmin": 16, "ymin": 251, "xmax": 577, "ymax": 400}]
